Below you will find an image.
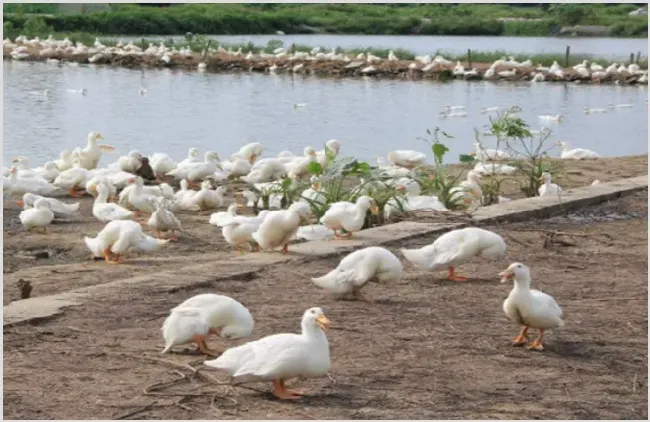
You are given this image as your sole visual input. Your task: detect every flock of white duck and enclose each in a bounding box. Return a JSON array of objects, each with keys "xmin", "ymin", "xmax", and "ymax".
[
  {"xmin": 4, "ymin": 128, "xmax": 600, "ymax": 399},
  {"xmin": 5, "ymin": 35, "xmax": 648, "ymax": 84}
]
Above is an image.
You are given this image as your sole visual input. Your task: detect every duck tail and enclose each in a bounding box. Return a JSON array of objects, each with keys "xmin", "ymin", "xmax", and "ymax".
[
  {"xmin": 311, "ymin": 269, "xmax": 355, "ymax": 294},
  {"xmin": 400, "ymin": 247, "xmax": 430, "ymax": 270},
  {"xmin": 67, "ymin": 202, "xmax": 81, "ymax": 213}
]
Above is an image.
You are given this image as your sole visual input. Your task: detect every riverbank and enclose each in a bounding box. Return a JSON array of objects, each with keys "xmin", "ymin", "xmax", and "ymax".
[
  {"xmin": 3, "ymin": 4, "xmax": 648, "ymax": 37},
  {"xmin": 4, "ymin": 39, "xmax": 648, "ymax": 86},
  {"xmin": 3, "ymin": 185, "xmax": 647, "ymax": 419}
]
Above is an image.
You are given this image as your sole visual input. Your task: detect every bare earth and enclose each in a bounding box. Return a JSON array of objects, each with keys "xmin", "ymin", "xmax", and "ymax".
[{"xmin": 3, "ymin": 156, "xmax": 648, "ymax": 420}]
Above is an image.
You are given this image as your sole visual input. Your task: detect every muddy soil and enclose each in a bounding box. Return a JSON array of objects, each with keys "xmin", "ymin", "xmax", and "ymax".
[{"xmin": 3, "ymin": 189, "xmax": 647, "ymax": 420}]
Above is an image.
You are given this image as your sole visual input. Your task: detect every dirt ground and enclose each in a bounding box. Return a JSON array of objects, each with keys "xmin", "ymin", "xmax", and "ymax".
[{"xmin": 3, "ymin": 171, "xmax": 647, "ymax": 419}]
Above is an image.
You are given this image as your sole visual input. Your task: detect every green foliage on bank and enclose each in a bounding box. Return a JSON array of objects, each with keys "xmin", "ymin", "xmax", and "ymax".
[{"xmin": 3, "ymin": 3, "xmax": 648, "ymax": 38}]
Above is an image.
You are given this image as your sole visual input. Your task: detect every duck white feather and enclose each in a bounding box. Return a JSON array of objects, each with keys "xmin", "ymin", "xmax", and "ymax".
[
  {"xmin": 319, "ymin": 196, "xmax": 378, "ymax": 236},
  {"xmin": 162, "ymin": 294, "xmax": 254, "ymax": 355},
  {"xmin": 312, "ymin": 247, "xmax": 403, "ymax": 299},
  {"xmin": 84, "ymin": 220, "xmax": 169, "ymax": 263},
  {"xmin": 19, "ymin": 198, "xmax": 54, "ymax": 231},
  {"xmin": 252, "ymin": 202, "xmax": 311, "ymax": 252},
  {"xmin": 538, "ymin": 172, "xmax": 562, "ymax": 197},
  {"xmin": 499, "ymin": 262, "xmax": 564, "ymax": 351},
  {"xmin": 204, "ymin": 307, "xmax": 330, "ymax": 400},
  {"xmin": 21, "ymin": 193, "xmax": 79, "ymax": 216},
  {"xmin": 401, "ymin": 227, "xmax": 506, "ymax": 281}
]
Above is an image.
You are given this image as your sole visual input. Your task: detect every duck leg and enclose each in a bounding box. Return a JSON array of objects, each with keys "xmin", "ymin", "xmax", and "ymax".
[
  {"xmin": 281, "ymin": 244, "xmax": 289, "ymax": 254},
  {"xmin": 102, "ymin": 248, "xmax": 113, "ymax": 263},
  {"xmin": 168, "ymin": 230, "xmax": 178, "ymax": 241},
  {"xmin": 527, "ymin": 329, "xmax": 545, "ymax": 351},
  {"xmin": 108, "ymin": 253, "xmax": 122, "ymax": 264},
  {"xmin": 447, "ymin": 266, "xmax": 469, "ymax": 281},
  {"xmin": 68, "ymin": 188, "xmax": 84, "ymax": 198},
  {"xmin": 192, "ymin": 334, "xmax": 222, "ymax": 357},
  {"xmin": 511, "ymin": 325, "xmax": 529, "ymax": 346},
  {"xmin": 271, "ymin": 380, "xmax": 301, "ymax": 400}
]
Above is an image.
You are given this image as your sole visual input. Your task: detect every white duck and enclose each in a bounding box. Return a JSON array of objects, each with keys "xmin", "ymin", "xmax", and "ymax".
[
  {"xmin": 147, "ymin": 197, "xmax": 182, "ymax": 240},
  {"xmin": 500, "ymin": 262, "xmax": 564, "ymax": 351},
  {"xmin": 401, "ymin": 227, "xmax": 506, "ymax": 281},
  {"xmin": 236, "ymin": 142, "xmax": 264, "ymax": 164},
  {"xmin": 19, "ymin": 198, "xmax": 55, "ymax": 232},
  {"xmin": 472, "ymin": 162, "xmax": 517, "ymax": 176},
  {"xmin": 449, "ymin": 170, "xmax": 483, "ymax": 209},
  {"xmin": 204, "ymin": 307, "xmax": 330, "ymax": 400},
  {"xmin": 6, "ymin": 167, "xmax": 59, "ymax": 203},
  {"xmin": 90, "ymin": 181, "xmax": 134, "ymax": 223},
  {"xmin": 295, "ymin": 224, "xmax": 336, "ymax": 241},
  {"xmin": 583, "ymin": 107, "xmax": 607, "ymax": 114},
  {"xmin": 170, "ymin": 179, "xmax": 201, "ymax": 212},
  {"xmin": 300, "ymin": 176, "xmax": 326, "ymax": 205},
  {"xmin": 252, "ymin": 202, "xmax": 312, "ymax": 253},
  {"xmin": 219, "ymin": 209, "xmax": 270, "ymax": 253},
  {"xmin": 389, "ymin": 182, "xmax": 448, "ymax": 215},
  {"xmin": 471, "ymin": 142, "xmax": 512, "ymax": 161},
  {"xmin": 84, "ymin": 220, "xmax": 170, "ymax": 263},
  {"xmin": 127, "ymin": 176, "xmax": 159, "ymax": 217},
  {"xmin": 162, "ymin": 294, "xmax": 255, "ymax": 356},
  {"xmin": 53, "ymin": 160, "xmax": 91, "ymax": 197},
  {"xmin": 28, "ymin": 162, "xmax": 60, "ymax": 182},
  {"xmin": 189, "ymin": 181, "xmax": 227, "ymax": 211},
  {"xmin": 221, "ymin": 153, "xmax": 253, "ymax": 178},
  {"xmin": 70, "ymin": 131, "xmax": 115, "ymax": 170},
  {"xmin": 116, "ymin": 150, "xmax": 143, "ymax": 173},
  {"xmin": 243, "ymin": 159, "xmax": 287, "ymax": 184},
  {"xmin": 387, "ymin": 150, "xmax": 426, "ymax": 169},
  {"xmin": 538, "ymin": 114, "xmax": 564, "ymax": 122},
  {"xmin": 21, "ymin": 193, "xmax": 79, "ymax": 216},
  {"xmin": 285, "ymin": 147, "xmax": 317, "ymax": 180},
  {"xmin": 149, "ymin": 152, "xmax": 177, "ymax": 178},
  {"xmin": 556, "ymin": 141, "xmax": 600, "ymax": 160},
  {"xmin": 167, "ymin": 151, "xmax": 221, "ymax": 187},
  {"xmin": 538, "ymin": 172, "xmax": 562, "ymax": 197},
  {"xmin": 311, "ymin": 246, "xmax": 403, "ymax": 301},
  {"xmin": 85, "ymin": 176, "xmax": 118, "ymax": 202},
  {"xmin": 178, "ymin": 147, "xmax": 201, "ymax": 167},
  {"xmin": 210, "ymin": 203, "xmax": 242, "ymax": 227},
  {"xmin": 316, "ymin": 139, "xmax": 341, "ymax": 166},
  {"xmin": 320, "ymin": 196, "xmax": 378, "ymax": 239}
]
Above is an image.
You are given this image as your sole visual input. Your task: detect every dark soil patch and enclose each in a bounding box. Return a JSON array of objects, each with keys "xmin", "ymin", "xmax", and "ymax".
[{"xmin": 3, "ymin": 191, "xmax": 647, "ymax": 420}]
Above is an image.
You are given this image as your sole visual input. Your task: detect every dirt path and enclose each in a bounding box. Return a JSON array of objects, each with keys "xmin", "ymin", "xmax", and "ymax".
[{"xmin": 3, "ymin": 190, "xmax": 647, "ymax": 420}]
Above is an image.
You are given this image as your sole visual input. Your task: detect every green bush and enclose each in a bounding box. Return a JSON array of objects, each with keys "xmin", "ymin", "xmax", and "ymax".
[{"xmin": 2, "ymin": 4, "xmax": 645, "ymax": 38}]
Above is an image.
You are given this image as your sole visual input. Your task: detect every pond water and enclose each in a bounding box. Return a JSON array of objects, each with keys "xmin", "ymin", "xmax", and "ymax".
[
  {"xmin": 121, "ymin": 34, "xmax": 649, "ymax": 61},
  {"xmin": 3, "ymin": 60, "xmax": 648, "ymax": 168}
]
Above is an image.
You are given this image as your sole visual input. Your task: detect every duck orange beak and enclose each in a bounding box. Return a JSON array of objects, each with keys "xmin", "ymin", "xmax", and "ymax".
[
  {"xmin": 316, "ymin": 313, "xmax": 331, "ymax": 332},
  {"xmin": 498, "ymin": 270, "xmax": 514, "ymax": 283},
  {"xmin": 370, "ymin": 205, "xmax": 379, "ymax": 215}
]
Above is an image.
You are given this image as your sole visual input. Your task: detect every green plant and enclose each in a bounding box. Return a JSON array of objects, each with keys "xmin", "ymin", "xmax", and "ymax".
[
  {"xmin": 22, "ymin": 16, "xmax": 53, "ymax": 37},
  {"xmin": 485, "ymin": 107, "xmax": 561, "ymax": 197},
  {"xmin": 412, "ymin": 127, "xmax": 471, "ymax": 211},
  {"xmin": 300, "ymin": 156, "xmax": 405, "ymax": 228}
]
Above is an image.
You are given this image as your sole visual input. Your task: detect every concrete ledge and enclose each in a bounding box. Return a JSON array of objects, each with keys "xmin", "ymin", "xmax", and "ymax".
[
  {"xmin": 472, "ymin": 175, "xmax": 647, "ymax": 223},
  {"xmin": 292, "ymin": 222, "xmax": 464, "ymax": 258},
  {"xmin": 3, "ymin": 255, "xmax": 292, "ymax": 327},
  {"xmin": 5, "ymin": 176, "xmax": 645, "ymax": 326}
]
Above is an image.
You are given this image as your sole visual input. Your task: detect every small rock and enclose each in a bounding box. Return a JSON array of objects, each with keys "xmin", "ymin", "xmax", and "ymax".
[{"xmin": 33, "ymin": 251, "xmax": 50, "ymax": 259}]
